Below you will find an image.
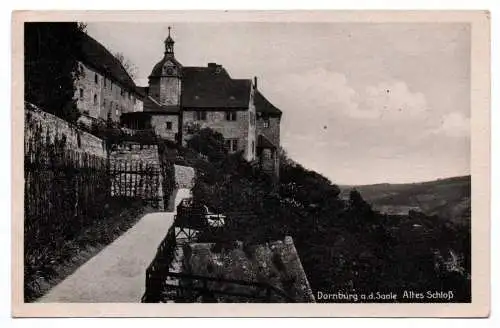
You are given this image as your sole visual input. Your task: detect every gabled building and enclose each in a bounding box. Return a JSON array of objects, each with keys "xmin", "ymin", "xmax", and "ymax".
[
  {"xmin": 121, "ymin": 28, "xmax": 283, "ymax": 175},
  {"xmin": 74, "ymin": 32, "xmax": 144, "ymax": 125}
]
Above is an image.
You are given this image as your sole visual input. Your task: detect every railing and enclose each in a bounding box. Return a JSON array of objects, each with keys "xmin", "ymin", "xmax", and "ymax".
[
  {"xmin": 161, "ymin": 272, "xmax": 296, "ymax": 303},
  {"xmin": 142, "ymin": 202, "xmax": 296, "ymax": 303},
  {"xmin": 142, "ymin": 226, "xmax": 178, "ymax": 302}
]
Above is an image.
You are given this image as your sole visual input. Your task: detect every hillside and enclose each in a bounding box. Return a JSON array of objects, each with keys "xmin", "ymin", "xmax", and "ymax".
[
  {"xmin": 181, "ymin": 128, "xmax": 471, "ymax": 302},
  {"xmin": 340, "ymin": 176, "xmax": 471, "ymax": 226}
]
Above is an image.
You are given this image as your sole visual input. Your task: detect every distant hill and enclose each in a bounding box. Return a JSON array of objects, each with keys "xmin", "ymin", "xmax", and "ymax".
[{"xmin": 340, "ymin": 175, "xmax": 471, "ymax": 226}]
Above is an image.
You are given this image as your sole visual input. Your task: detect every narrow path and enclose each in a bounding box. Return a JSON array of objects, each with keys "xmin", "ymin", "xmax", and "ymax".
[{"xmin": 38, "ymin": 188, "xmax": 192, "ymax": 303}]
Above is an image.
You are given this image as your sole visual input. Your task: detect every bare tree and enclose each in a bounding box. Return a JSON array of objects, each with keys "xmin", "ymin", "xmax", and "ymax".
[{"xmin": 114, "ymin": 52, "xmax": 138, "ymax": 79}]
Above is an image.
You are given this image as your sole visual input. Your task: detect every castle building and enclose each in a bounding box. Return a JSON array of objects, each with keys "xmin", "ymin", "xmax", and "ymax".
[
  {"xmin": 121, "ymin": 28, "xmax": 282, "ymax": 175},
  {"xmin": 73, "ymin": 32, "xmax": 144, "ymax": 126}
]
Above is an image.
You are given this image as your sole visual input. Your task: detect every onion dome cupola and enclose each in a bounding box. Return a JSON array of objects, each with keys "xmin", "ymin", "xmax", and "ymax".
[
  {"xmin": 148, "ymin": 26, "xmax": 183, "ymax": 106},
  {"xmin": 149, "ymin": 26, "xmax": 183, "ymax": 79}
]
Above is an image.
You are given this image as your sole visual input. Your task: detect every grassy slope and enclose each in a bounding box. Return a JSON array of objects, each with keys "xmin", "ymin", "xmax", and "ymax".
[
  {"xmin": 27, "ymin": 200, "xmax": 156, "ymax": 302},
  {"xmin": 340, "ymin": 175, "xmax": 471, "ymax": 226}
]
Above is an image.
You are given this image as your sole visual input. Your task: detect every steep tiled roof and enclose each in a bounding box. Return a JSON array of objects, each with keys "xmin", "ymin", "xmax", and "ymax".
[
  {"xmin": 78, "ymin": 32, "xmax": 136, "ymax": 92},
  {"xmin": 255, "ymin": 90, "xmax": 282, "ymax": 117},
  {"xmin": 143, "ymin": 96, "xmax": 180, "ymax": 114},
  {"xmin": 181, "ymin": 66, "xmax": 252, "ymax": 109},
  {"xmin": 135, "ymin": 86, "xmax": 148, "ymax": 99}
]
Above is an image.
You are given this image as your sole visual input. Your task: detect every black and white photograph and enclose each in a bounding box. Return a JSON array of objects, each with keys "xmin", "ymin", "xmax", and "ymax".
[{"xmin": 12, "ymin": 10, "xmax": 490, "ymax": 317}]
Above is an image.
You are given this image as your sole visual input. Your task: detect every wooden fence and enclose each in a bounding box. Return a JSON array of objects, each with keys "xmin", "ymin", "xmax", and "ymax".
[
  {"xmin": 24, "ymin": 141, "xmax": 109, "ymax": 244},
  {"xmin": 109, "ymin": 159, "xmax": 162, "ymax": 207},
  {"xmin": 24, "ymin": 134, "xmax": 164, "ymax": 253}
]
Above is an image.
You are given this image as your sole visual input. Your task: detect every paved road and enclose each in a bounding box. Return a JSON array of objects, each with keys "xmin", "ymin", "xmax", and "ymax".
[{"xmin": 38, "ymin": 188, "xmax": 192, "ymax": 303}]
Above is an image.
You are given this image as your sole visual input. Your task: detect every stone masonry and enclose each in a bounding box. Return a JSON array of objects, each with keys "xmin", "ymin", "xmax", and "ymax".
[
  {"xmin": 182, "ymin": 109, "xmax": 257, "ymax": 161},
  {"xmin": 109, "ymin": 144, "xmax": 160, "ymax": 163},
  {"xmin": 75, "ymin": 63, "xmax": 140, "ymax": 122},
  {"xmin": 25, "ymin": 103, "xmax": 107, "ymax": 158},
  {"xmin": 174, "ymin": 164, "xmax": 195, "ymax": 189},
  {"xmin": 257, "ymin": 116, "xmax": 280, "ymax": 150}
]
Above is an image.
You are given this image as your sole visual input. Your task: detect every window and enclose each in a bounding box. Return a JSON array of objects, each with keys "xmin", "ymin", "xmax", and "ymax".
[
  {"xmin": 94, "ymin": 73, "xmax": 98, "ymax": 84},
  {"xmin": 103, "ymin": 99, "xmax": 106, "ymax": 107},
  {"xmin": 93, "ymin": 94, "xmax": 97, "ymax": 105},
  {"xmin": 252, "ymin": 141, "xmax": 255, "ymax": 156},
  {"xmin": 224, "ymin": 139, "xmax": 238, "ymax": 152},
  {"xmin": 225, "ymin": 111, "xmax": 237, "ymax": 121},
  {"xmin": 263, "ymin": 119, "xmax": 270, "ymax": 128},
  {"xmin": 166, "ymin": 121, "xmax": 172, "ymax": 130},
  {"xmin": 104, "ymin": 78, "xmax": 107, "ymax": 88},
  {"xmin": 195, "ymin": 111, "xmax": 207, "ymax": 121},
  {"xmin": 79, "ymin": 88, "xmax": 83, "ymax": 98}
]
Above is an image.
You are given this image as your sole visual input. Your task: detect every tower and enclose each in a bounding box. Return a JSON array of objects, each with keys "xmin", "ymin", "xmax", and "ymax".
[{"xmin": 148, "ymin": 26, "xmax": 182, "ymax": 106}]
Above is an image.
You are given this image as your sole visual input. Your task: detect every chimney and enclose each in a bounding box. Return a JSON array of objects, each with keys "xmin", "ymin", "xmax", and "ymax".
[
  {"xmin": 254, "ymin": 76, "xmax": 258, "ymax": 89},
  {"xmin": 208, "ymin": 63, "xmax": 223, "ymax": 73}
]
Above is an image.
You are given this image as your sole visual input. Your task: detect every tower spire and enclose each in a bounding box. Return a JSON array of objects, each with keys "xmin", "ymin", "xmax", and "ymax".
[{"xmin": 164, "ymin": 26, "xmax": 175, "ymax": 56}]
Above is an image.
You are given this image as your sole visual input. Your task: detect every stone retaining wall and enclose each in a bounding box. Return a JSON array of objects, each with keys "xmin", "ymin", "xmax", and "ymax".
[
  {"xmin": 25, "ymin": 102, "xmax": 107, "ymax": 158},
  {"xmin": 174, "ymin": 164, "xmax": 195, "ymax": 189}
]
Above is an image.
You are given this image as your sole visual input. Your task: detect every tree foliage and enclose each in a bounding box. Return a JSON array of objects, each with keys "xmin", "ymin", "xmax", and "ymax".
[
  {"xmin": 114, "ymin": 52, "xmax": 138, "ymax": 79},
  {"xmin": 24, "ymin": 22, "xmax": 86, "ymax": 123},
  {"xmin": 186, "ymin": 127, "xmax": 228, "ymax": 163},
  {"xmin": 186, "ymin": 128, "xmax": 471, "ymax": 302}
]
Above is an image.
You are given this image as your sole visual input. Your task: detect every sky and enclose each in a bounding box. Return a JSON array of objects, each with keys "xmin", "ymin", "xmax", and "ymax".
[{"xmin": 86, "ymin": 22, "xmax": 471, "ymax": 185}]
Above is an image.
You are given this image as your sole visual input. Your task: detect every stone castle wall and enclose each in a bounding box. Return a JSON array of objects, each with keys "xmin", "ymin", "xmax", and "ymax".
[
  {"xmin": 256, "ymin": 116, "xmax": 280, "ymax": 149},
  {"xmin": 109, "ymin": 144, "xmax": 160, "ymax": 163},
  {"xmin": 150, "ymin": 114, "xmax": 179, "ymax": 142},
  {"xmin": 182, "ymin": 110, "xmax": 254, "ymax": 161},
  {"xmin": 159, "ymin": 77, "xmax": 181, "ymax": 106},
  {"xmin": 25, "ymin": 103, "xmax": 107, "ymax": 158},
  {"xmin": 74, "ymin": 62, "xmax": 140, "ymax": 122}
]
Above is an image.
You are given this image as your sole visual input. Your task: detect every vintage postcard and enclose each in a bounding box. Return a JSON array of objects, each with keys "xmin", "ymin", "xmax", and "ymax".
[{"xmin": 12, "ymin": 10, "xmax": 490, "ymax": 317}]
